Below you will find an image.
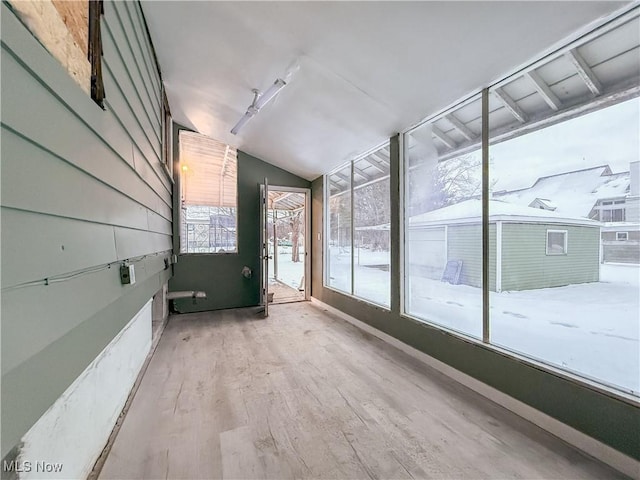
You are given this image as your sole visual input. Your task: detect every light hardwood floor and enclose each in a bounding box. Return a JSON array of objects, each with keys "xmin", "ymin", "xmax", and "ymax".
[{"xmin": 99, "ymin": 302, "xmax": 625, "ymax": 479}]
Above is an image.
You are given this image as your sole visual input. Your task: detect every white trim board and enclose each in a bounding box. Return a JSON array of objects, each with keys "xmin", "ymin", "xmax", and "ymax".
[{"xmin": 309, "ymin": 297, "xmax": 640, "ymax": 479}]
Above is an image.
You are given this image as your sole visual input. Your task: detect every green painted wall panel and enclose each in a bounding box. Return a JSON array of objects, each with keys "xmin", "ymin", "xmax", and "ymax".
[
  {"xmin": 104, "ymin": 1, "xmax": 162, "ymax": 136},
  {"xmin": 0, "ymin": 12, "xmax": 171, "ymax": 220},
  {"xmin": 169, "ymin": 146, "xmax": 310, "ymax": 312},
  {"xmin": 1, "ymin": 268, "xmax": 171, "ymax": 459},
  {"xmin": 0, "ymin": 49, "xmax": 171, "ymax": 221},
  {"xmin": 501, "ymin": 223, "xmax": 600, "ymax": 291},
  {"xmin": 113, "ymin": 226, "xmax": 172, "ymax": 260},
  {"xmin": 1, "ymin": 208, "xmax": 118, "ymax": 288},
  {"xmin": 311, "ymin": 173, "xmax": 639, "ymax": 461},
  {"xmin": 121, "ymin": 2, "xmax": 163, "ymax": 106},
  {"xmin": 0, "ymin": 126, "xmax": 170, "ymax": 233},
  {"xmin": 106, "ymin": 1, "xmax": 162, "ymax": 126},
  {"xmin": 0, "ymin": 1, "xmax": 172, "ymax": 458},
  {"xmin": 2, "ymin": 254, "xmax": 169, "ymax": 375}
]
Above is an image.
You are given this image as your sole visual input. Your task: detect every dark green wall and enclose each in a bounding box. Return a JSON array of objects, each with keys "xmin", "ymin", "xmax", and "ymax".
[
  {"xmin": 170, "ymin": 147, "xmax": 310, "ymax": 312},
  {"xmin": 311, "ymin": 136, "xmax": 640, "ymax": 461},
  {"xmin": 1, "ymin": 1, "xmax": 172, "ymax": 458}
]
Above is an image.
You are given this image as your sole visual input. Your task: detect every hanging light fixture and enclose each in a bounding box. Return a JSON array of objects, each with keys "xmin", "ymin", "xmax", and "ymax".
[{"xmin": 230, "ymin": 78, "xmax": 287, "ymax": 135}]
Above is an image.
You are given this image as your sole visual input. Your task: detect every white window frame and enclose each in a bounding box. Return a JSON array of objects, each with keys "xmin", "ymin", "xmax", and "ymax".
[
  {"xmin": 323, "ymin": 143, "xmax": 392, "ymax": 310},
  {"xmin": 616, "ymin": 232, "xmax": 629, "ymax": 241},
  {"xmin": 546, "ymin": 229, "xmax": 568, "ymax": 255}
]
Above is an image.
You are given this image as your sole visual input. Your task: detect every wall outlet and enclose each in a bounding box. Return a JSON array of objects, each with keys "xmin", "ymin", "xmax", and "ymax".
[{"xmin": 120, "ymin": 264, "xmax": 136, "ymax": 285}]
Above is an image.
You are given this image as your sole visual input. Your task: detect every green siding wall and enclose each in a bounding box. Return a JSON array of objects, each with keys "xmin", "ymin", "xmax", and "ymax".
[
  {"xmin": 501, "ymin": 223, "xmax": 600, "ymax": 291},
  {"xmin": 1, "ymin": 1, "xmax": 171, "ymax": 458},
  {"xmin": 170, "ymin": 144, "xmax": 310, "ymax": 312},
  {"xmin": 447, "ymin": 223, "xmax": 496, "ymax": 291}
]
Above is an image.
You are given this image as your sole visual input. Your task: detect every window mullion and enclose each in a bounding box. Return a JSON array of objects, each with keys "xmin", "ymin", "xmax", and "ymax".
[
  {"xmin": 351, "ymin": 160, "xmax": 355, "ymax": 296},
  {"xmin": 482, "ymin": 88, "xmax": 490, "ymax": 344}
]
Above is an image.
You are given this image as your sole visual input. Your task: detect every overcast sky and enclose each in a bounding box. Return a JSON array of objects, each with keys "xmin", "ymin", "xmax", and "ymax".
[{"xmin": 490, "ymin": 97, "xmax": 640, "ymax": 191}]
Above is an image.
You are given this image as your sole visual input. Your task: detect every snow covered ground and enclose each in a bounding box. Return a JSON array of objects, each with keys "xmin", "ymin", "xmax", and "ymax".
[
  {"xmin": 327, "ymin": 246, "xmax": 391, "ymax": 307},
  {"xmin": 268, "ymin": 246, "xmax": 305, "ymax": 290},
  {"xmin": 328, "ymin": 247, "xmax": 639, "ymax": 395}
]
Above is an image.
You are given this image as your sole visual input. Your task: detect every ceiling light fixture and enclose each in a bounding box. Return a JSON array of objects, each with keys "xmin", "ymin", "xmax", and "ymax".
[{"xmin": 230, "ymin": 78, "xmax": 287, "ymax": 135}]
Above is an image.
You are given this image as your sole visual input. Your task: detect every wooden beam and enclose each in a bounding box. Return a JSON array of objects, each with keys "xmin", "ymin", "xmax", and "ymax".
[
  {"xmin": 566, "ymin": 49, "xmax": 602, "ymax": 96},
  {"xmin": 368, "ymin": 153, "xmax": 390, "ymax": 173},
  {"xmin": 435, "ymin": 81, "xmax": 639, "ymax": 164},
  {"xmin": 431, "ymin": 125, "xmax": 456, "ymax": 149},
  {"xmin": 332, "ymin": 171, "xmax": 351, "ymax": 184},
  {"xmin": 272, "ymin": 192, "xmax": 295, "ymax": 204},
  {"xmin": 526, "ymin": 71, "xmax": 562, "ymax": 111},
  {"xmin": 446, "ymin": 114, "xmax": 476, "ymax": 140},
  {"xmin": 494, "ymin": 87, "xmax": 528, "ymax": 123},
  {"xmin": 353, "ymin": 166, "xmax": 372, "ymax": 182}
]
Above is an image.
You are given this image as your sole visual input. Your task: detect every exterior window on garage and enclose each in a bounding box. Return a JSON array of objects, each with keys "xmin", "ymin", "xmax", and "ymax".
[{"xmin": 546, "ymin": 230, "xmax": 568, "ymax": 255}]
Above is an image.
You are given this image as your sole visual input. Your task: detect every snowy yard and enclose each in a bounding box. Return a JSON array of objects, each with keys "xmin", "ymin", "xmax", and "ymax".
[
  {"xmin": 328, "ymin": 247, "xmax": 639, "ymax": 395},
  {"xmin": 268, "ymin": 246, "xmax": 305, "ymax": 290}
]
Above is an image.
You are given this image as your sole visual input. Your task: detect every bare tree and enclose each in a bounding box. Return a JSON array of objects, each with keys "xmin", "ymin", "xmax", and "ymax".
[
  {"xmin": 409, "ymin": 154, "xmax": 495, "ymax": 215},
  {"xmin": 290, "ymin": 210, "xmax": 303, "ymax": 263}
]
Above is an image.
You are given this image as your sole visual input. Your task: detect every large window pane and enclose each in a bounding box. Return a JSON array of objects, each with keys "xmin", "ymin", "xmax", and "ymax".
[
  {"xmin": 404, "ymin": 96, "xmax": 483, "ymax": 338},
  {"xmin": 489, "ymin": 97, "xmax": 640, "ymax": 395},
  {"xmin": 353, "ymin": 145, "xmax": 391, "ymax": 306},
  {"xmin": 179, "ymin": 131, "xmax": 237, "ymax": 254},
  {"xmin": 327, "ymin": 164, "xmax": 352, "ymax": 293}
]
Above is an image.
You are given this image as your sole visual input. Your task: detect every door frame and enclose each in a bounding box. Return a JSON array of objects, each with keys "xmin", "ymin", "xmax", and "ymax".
[{"xmin": 268, "ymin": 185, "xmax": 311, "ymax": 301}]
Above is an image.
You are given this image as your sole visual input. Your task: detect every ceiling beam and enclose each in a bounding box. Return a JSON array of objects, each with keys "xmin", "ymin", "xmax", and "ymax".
[
  {"xmin": 431, "ymin": 125, "xmax": 456, "ymax": 149},
  {"xmin": 525, "ymin": 70, "xmax": 562, "ymax": 111},
  {"xmin": 332, "ymin": 171, "xmax": 351, "ymax": 184},
  {"xmin": 363, "ymin": 159, "xmax": 386, "ymax": 174},
  {"xmin": 353, "ymin": 166, "xmax": 372, "ymax": 182},
  {"xmin": 566, "ymin": 49, "xmax": 602, "ymax": 96},
  {"xmin": 272, "ymin": 192, "xmax": 295, "ymax": 203},
  {"xmin": 493, "ymin": 87, "xmax": 528, "ymax": 123},
  {"xmin": 445, "ymin": 114, "xmax": 476, "ymax": 140},
  {"xmin": 368, "ymin": 153, "xmax": 391, "ymax": 173}
]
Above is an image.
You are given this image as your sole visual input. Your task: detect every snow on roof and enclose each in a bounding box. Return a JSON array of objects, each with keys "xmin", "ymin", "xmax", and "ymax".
[
  {"xmin": 493, "ymin": 165, "xmax": 630, "ymax": 218},
  {"xmin": 410, "ymin": 199, "xmax": 599, "ymax": 226},
  {"xmin": 529, "ymin": 198, "xmax": 557, "ymax": 210}
]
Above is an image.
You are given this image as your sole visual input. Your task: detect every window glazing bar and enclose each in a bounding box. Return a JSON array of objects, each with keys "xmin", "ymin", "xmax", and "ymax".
[
  {"xmin": 482, "ymin": 88, "xmax": 490, "ymax": 344},
  {"xmin": 351, "ymin": 160, "xmax": 355, "ymax": 296}
]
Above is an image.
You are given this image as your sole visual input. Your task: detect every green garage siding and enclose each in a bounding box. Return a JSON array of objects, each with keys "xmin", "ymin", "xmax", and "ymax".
[
  {"xmin": 1, "ymin": 2, "xmax": 171, "ymax": 457},
  {"xmin": 501, "ymin": 223, "xmax": 600, "ymax": 291},
  {"xmin": 447, "ymin": 224, "xmax": 496, "ymax": 291}
]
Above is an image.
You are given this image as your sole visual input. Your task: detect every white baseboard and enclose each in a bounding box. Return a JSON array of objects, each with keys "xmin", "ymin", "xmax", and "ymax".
[
  {"xmin": 310, "ymin": 297, "xmax": 640, "ymax": 479},
  {"xmin": 16, "ymin": 300, "xmax": 153, "ymax": 480}
]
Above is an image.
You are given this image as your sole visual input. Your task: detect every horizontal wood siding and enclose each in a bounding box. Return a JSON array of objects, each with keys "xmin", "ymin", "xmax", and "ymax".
[
  {"xmin": 0, "ymin": 1, "xmax": 171, "ymax": 457},
  {"xmin": 447, "ymin": 223, "xmax": 495, "ymax": 290},
  {"xmin": 501, "ymin": 223, "xmax": 599, "ymax": 291}
]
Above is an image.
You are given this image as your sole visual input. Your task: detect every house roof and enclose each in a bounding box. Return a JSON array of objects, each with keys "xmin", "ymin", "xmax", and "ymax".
[
  {"xmin": 410, "ymin": 199, "xmax": 600, "ymax": 227},
  {"xmin": 493, "ymin": 165, "xmax": 630, "ymax": 218}
]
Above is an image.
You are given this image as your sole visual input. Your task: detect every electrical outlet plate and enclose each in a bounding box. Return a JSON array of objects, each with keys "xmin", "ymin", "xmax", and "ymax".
[{"xmin": 120, "ymin": 264, "xmax": 136, "ymax": 285}]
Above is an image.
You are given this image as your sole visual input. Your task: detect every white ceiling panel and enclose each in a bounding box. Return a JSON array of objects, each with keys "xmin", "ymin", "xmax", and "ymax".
[{"xmin": 141, "ymin": 1, "xmax": 632, "ymax": 180}]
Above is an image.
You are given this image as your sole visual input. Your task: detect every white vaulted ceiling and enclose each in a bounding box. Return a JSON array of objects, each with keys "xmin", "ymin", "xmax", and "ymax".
[{"xmin": 141, "ymin": 1, "xmax": 631, "ymax": 180}]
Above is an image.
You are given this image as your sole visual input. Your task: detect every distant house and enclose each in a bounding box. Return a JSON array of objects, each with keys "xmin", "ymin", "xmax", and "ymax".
[
  {"xmin": 494, "ymin": 162, "xmax": 640, "ymax": 264},
  {"xmin": 408, "ymin": 199, "xmax": 600, "ymax": 292}
]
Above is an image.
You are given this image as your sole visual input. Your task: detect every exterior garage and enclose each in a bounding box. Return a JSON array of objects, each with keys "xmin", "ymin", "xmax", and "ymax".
[{"xmin": 409, "ymin": 199, "xmax": 600, "ymax": 292}]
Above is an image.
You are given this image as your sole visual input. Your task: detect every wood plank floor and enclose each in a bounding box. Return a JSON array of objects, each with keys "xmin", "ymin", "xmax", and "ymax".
[{"xmin": 99, "ymin": 302, "xmax": 624, "ymax": 479}]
